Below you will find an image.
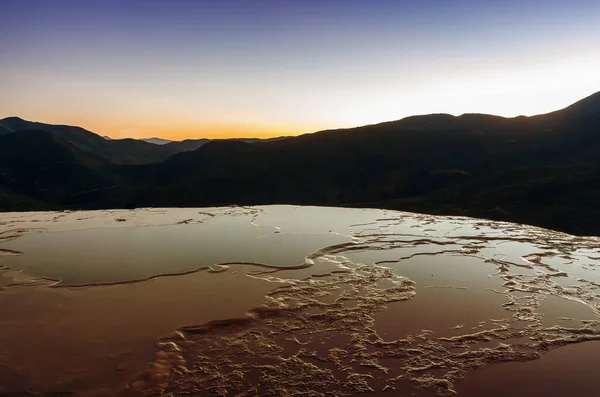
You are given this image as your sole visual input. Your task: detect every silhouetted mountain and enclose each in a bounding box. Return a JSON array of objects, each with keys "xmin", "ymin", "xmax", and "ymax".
[
  {"xmin": 163, "ymin": 137, "xmax": 290, "ymax": 152},
  {"xmin": 1, "ymin": 91, "xmax": 599, "ymax": 235},
  {"xmin": 0, "ymin": 185, "xmax": 45, "ymax": 211},
  {"xmin": 0, "ymin": 117, "xmax": 180, "ymax": 164},
  {"xmin": 0, "ymin": 117, "xmax": 291, "ymax": 163},
  {"xmin": 142, "ymin": 137, "xmax": 174, "ymax": 145},
  {"xmin": 163, "ymin": 138, "xmax": 210, "ymax": 152},
  {"xmin": 0, "ymin": 130, "xmax": 120, "ymax": 207},
  {"xmin": 554, "ymin": 91, "xmax": 600, "ymax": 118}
]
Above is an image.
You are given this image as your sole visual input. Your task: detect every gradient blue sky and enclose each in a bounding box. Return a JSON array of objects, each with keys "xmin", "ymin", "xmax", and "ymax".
[{"xmin": 1, "ymin": 0, "xmax": 599, "ymax": 138}]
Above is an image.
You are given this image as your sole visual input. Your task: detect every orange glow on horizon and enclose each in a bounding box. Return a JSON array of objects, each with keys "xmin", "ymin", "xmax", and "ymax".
[
  {"xmin": 65, "ymin": 118, "xmax": 312, "ymax": 141},
  {"xmin": 120, "ymin": 124, "xmax": 305, "ymax": 140},
  {"xmin": 2, "ymin": 1, "xmax": 600, "ymax": 142},
  {"xmin": 3, "ymin": 48, "xmax": 600, "ymax": 142}
]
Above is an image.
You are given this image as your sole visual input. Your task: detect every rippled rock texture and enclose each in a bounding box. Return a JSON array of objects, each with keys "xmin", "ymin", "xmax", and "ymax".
[{"xmin": 1, "ymin": 206, "xmax": 599, "ymax": 396}]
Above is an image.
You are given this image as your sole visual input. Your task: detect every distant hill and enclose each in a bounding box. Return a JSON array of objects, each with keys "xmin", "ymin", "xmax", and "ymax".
[
  {"xmin": 0, "ymin": 117, "xmax": 291, "ymax": 164},
  {"xmin": 0, "ymin": 117, "xmax": 179, "ymax": 165},
  {"xmin": 551, "ymin": 90, "xmax": 600, "ymax": 119},
  {"xmin": 142, "ymin": 137, "xmax": 174, "ymax": 145},
  {"xmin": 163, "ymin": 136, "xmax": 290, "ymax": 152},
  {"xmin": 163, "ymin": 138, "xmax": 210, "ymax": 152},
  {"xmin": 1, "ymin": 91, "xmax": 599, "ymax": 235},
  {"xmin": 0, "ymin": 130, "xmax": 119, "ymax": 207}
]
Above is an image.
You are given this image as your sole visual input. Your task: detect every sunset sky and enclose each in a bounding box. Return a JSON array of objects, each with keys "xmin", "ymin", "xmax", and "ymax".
[{"xmin": 1, "ymin": 0, "xmax": 599, "ymax": 139}]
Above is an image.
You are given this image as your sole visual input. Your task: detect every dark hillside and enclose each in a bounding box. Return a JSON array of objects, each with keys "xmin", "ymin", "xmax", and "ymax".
[
  {"xmin": 0, "ymin": 117, "xmax": 180, "ymax": 165},
  {"xmin": 1, "ymin": 91, "xmax": 599, "ymax": 235},
  {"xmin": 0, "ymin": 131, "xmax": 119, "ymax": 207}
]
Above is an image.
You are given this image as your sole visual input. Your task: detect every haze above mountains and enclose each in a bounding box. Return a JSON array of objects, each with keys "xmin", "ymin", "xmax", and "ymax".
[{"xmin": 1, "ymin": 90, "xmax": 599, "ymax": 235}]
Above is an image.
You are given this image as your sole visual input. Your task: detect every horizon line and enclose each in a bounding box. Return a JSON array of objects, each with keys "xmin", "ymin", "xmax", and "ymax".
[{"xmin": 2, "ymin": 89, "xmax": 598, "ymax": 141}]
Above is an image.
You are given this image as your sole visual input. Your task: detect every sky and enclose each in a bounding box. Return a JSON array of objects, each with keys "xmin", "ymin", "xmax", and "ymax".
[{"xmin": 1, "ymin": 0, "xmax": 599, "ymax": 140}]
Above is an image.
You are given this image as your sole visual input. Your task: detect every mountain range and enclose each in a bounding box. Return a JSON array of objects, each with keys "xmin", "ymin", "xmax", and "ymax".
[
  {"xmin": 0, "ymin": 117, "xmax": 289, "ymax": 164},
  {"xmin": 1, "ymin": 91, "xmax": 599, "ymax": 235}
]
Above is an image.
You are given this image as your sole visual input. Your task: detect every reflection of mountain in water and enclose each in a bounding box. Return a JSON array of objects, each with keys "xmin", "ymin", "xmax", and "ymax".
[{"xmin": 1, "ymin": 206, "xmax": 599, "ymax": 396}]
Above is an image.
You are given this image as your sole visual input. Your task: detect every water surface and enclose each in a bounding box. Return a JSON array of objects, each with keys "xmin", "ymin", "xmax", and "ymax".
[{"xmin": 1, "ymin": 206, "xmax": 599, "ymax": 396}]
